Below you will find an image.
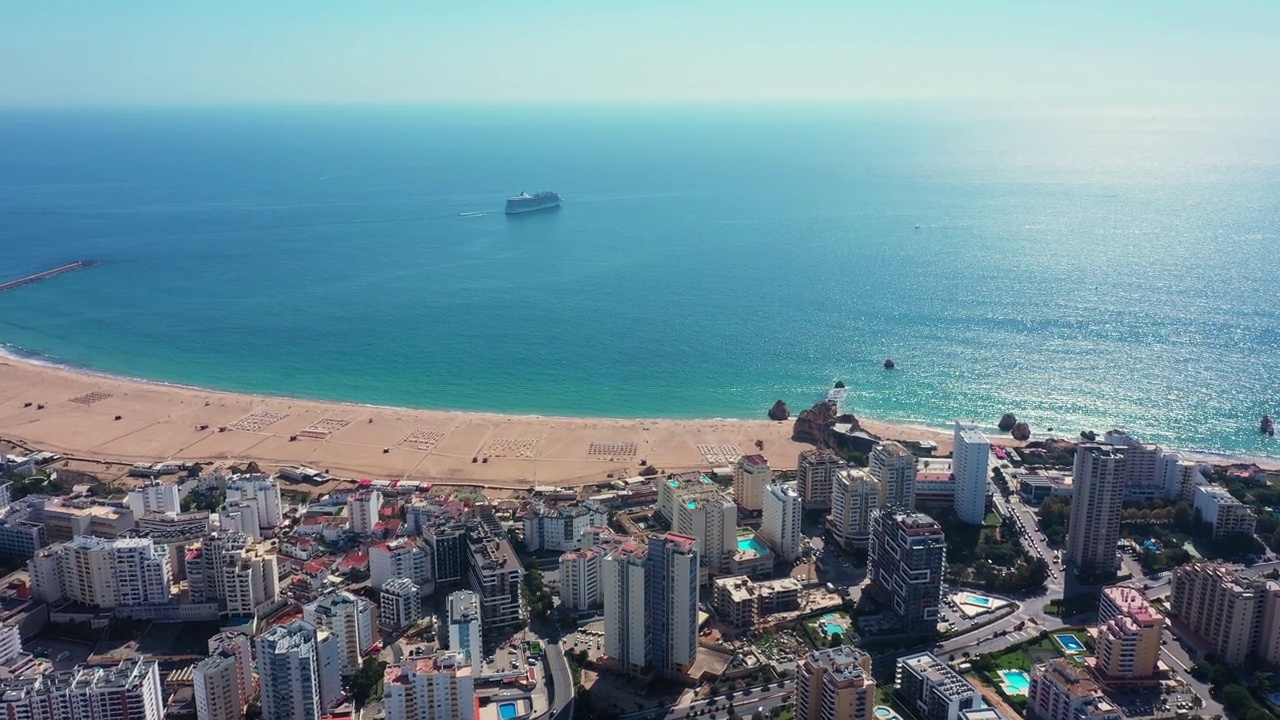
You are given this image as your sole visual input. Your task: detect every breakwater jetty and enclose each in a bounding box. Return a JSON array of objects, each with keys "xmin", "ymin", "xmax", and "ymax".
[{"xmin": 0, "ymin": 261, "xmax": 99, "ymax": 294}]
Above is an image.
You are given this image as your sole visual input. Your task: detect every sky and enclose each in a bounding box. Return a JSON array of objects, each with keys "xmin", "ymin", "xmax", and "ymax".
[{"xmin": 2, "ymin": 1, "xmax": 1278, "ymax": 110}]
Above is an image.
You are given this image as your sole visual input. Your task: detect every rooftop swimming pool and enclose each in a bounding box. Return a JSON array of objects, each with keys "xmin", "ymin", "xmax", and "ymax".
[
  {"xmin": 999, "ymin": 670, "xmax": 1031, "ymax": 695},
  {"xmin": 737, "ymin": 537, "xmax": 770, "ymax": 555},
  {"xmin": 1055, "ymin": 634, "xmax": 1086, "ymax": 653},
  {"xmin": 499, "ymin": 702, "xmax": 518, "ymax": 720}
]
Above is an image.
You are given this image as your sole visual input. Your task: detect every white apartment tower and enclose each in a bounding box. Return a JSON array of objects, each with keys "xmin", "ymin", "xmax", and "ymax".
[
  {"xmin": 127, "ymin": 480, "xmax": 180, "ymax": 519},
  {"xmin": 762, "ymin": 481, "xmax": 803, "ymax": 562},
  {"xmin": 347, "ymin": 490, "xmax": 382, "ymax": 535},
  {"xmin": 370, "ymin": 538, "xmax": 434, "ymax": 596},
  {"xmin": 30, "ymin": 536, "xmax": 172, "ymax": 609},
  {"xmin": 380, "ymin": 577, "xmax": 422, "ymax": 632},
  {"xmin": 951, "ymin": 420, "xmax": 990, "ymax": 525},
  {"xmin": 603, "ymin": 540, "xmax": 650, "ymax": 676},
  {"xmin": 194, "ymin": 652, "xmax": 246, "ymax": 720},
  {"xmin": 827, "ymin": 468, "xmax": 882, "ymax": 549},
  {"xmin": 208, "ymin": 632, "xmax": 255, "ymax": 710},
  {"xmin": 869, "ymin": 441, "xmax": 918, "ymax": 510},
  {"xmin": 733, "ymin": 454, "xmax": 772, "ymax": 513},
  {"xmin": 384, "ymin": 653, "xmax": 476, "ymax": 720},
  {"xmin": 225, "ymin": 475, "xmax": 284, "ymax": 531},
  {"xmin": 670, "ymin": 488, "xmax": 737, "ymax": 572},
  {"xmin": 1066, "ymin": 444, "xmax": 1126, "ymax": 576},
  {"xmin": 257, "ymin": 620, "xmax": 342, "ymax": 720},
  {"xmin": 304, "ymin": 591, "xmax": 376, "ymax": 675}
]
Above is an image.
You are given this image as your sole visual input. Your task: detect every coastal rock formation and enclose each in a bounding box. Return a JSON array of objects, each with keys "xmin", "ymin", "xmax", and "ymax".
[
  {"xmin": 792, "ymin": 399, "xmax": 840, "ymax": 446},
  {"xmin": 1262, "ymin": 415, "xmax": 1275, "ymax": 437},
  {"xmin": 833, "ymin": 380, "xmax": 846, "ymax": 389},
  {"xmin": 1080, "ymin": 430, "xmax": 1098, "ymax": 442},
  {"xmin": 998, "ymin": 413, "xmax": 1018, "ymax": 432},
  {"xmin": 768, "ymin": 400, "xmax": 790, "ymax": 421},
  {"xmin": 790, "ymin": 399, "xmax": 874, "ymax": 450},
  {"xmin": 884, "ymin": 358, "xmax": 896, "ymax": 370},
  {"xmin": 1011, "ymin": 422, "xmax": 1032, "ymax": 441}
]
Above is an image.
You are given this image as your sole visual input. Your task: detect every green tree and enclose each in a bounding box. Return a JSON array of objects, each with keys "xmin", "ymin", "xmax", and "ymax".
[{"xmin": 349, "ymin": 657, "xmax": 388, "ymax": 705}]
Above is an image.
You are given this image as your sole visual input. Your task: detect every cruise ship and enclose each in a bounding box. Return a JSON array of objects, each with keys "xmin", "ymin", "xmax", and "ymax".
[{"xmin": 505, "ymin": 191, "xmax": 561, "ymax": 214}]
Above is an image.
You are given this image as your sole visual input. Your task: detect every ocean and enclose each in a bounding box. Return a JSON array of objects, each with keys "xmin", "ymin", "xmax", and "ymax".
[{"xmin": 1, "ymin": 105, "xmax": 1278, "ymax": 458}]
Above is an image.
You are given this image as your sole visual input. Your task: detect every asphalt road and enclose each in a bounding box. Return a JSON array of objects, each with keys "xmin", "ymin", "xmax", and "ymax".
[{"xmin": 544, "ymin": 639, "xmax": 575, "ymax": 720}]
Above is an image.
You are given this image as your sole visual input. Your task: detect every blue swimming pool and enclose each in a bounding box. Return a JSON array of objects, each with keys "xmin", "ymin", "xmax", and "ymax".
[
  {"xmin": 824, "ymin": 622, "xmax": 845, "ymax": 636},
  {"xmin": 965, "ymin": 594, "xmax": 994, "ymax": 607},
  {"xmin": 1000, "ymin": 670, "xmax": 1031, "ymax": 695},
  {"xmin": 499, "ymin": 702, "xmax": 518, "ymax": 720},
  {"xmin": 738, "ymin": 537, "xmax": 770, "ymax": 555},
  {"xmin": 1055, "ymin": 634, "xmax": 1086, "ymax": 653}
]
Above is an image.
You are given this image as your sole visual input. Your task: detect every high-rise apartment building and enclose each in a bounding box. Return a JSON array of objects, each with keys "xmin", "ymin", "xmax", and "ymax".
[
  {"xmin": 1103, "ymin": 431, "xmax": 1165, "ymax": 502},
  {"xmin": 797, "ymin": 645, "xmax": 876, "ymax": 720},
  {"xmin": 187, "ymin": 531, "xmax": 280, "ymax": 618},
  {"xmin": 195, "ymin": 651, "xmax": 247, "ymax": 720},
  {"xmin": 670, "ymin": 487, "xmax": 737, "ymax": 572},
  {"xmin": 827, "ymin": 468, "xmax": 881, "ymax": 549},
  {"xmin": 380, "ymin": 577, "xmax": 422, "ymax": 632},
  {"xmin": 304, "ymin": 591, "xmax": 376, "ymax": 675},
  {"xmin": 1161, "ymin": 453, "xmax": 1205, "ymax": 502},
  {"xmin": 951, "ymin": 420, "xmax": 990, "ymax": 525},
  {"xmin": 645, "ymin": 533, "xmax": 699, "ymax": 678},
  {"xmin": 127, "ymin": 480, "xmax": 181, "ymax": 519},
  {"xmin": 761, "ymin": 482, "xmax": 803, "ymax": 561},
  {"xmin": 29, "ymin": 535, "xmax": 172, "ymax": 609},
  {"xmin": 523, "ymin": 503, "xmax": 592, "ymax": 552},
  {"xmin": 733, "ymin": 454, "xmax": 772, "ymax": 513},
  {"xmin": 384, "ymin": 653, "xmax": 476, "ymax": 720},
  {"xmin": 225, "ymin": 474, "xmax": 284, "ymax": 531},
  {"xmin": 371, "ymin": 537, "xmax": 434, "ymax": 596},
  {"xmin": 468, "ymin": 534, "xmax": 525, "ymax": 630},
  {"xmin": 797, "ymin": 449, "xmax": 846, "ymax": 510},
  {"xmin": 208, "ymin": 632, "xmax": 254, "ymax": 711},
  {"xmin": 896, "ymin": 653, "xmax": 982, "ymax": 720},
  {"xmin": 603, "ymin": 539, "xmax": 649, "ymax": 676},
  {"xmin": 1170, "ymin": 561, "xmax": 1280, "ymax": 666},
  {"xmin": 869, "ymin": 441, "xmax": 918, "ymax": 510},
  {"xmin": 1094, "ymin": 585, "xmax": 1164, "ymax": 680},
  {"xmin": 447, "ymin": 590, "xmax": 483, "ymax": 668},
  {"xmin": 868, "ymin": 511, "xmax": 946, "ymax": 635},
  {"xmin": 558, "ymin": 544, "xmax": 608, "ymax": 611},
  {"xmin": 0, "ymin": 658, "xmax": 165, "ymax": 720},
  {"xmin": 1193, "ymin": 485, "xmax": 1258, "ymax": 539},
  {"xmin": 257, "ymin": 620, "xmax": 342, "ymax": 720},
  {"xmin": 347, "ymin": 490, "xmax": 382, "ymax": 535},
  {"xmin": 602, "ymin": 533, "xmax": 700, "ymax": 679},
  {"xmin": 1066, "ymin": 444, "xmax": 1126, "ymax": 576}
]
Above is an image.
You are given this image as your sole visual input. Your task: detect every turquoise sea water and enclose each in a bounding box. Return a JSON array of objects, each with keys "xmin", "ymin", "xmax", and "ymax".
[{"xmin": 0, "ymin": 106, "xmax": 1278, "ymax": 458}]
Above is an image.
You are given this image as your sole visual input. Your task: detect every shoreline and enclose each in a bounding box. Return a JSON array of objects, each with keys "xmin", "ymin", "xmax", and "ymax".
[
  {"xmin": 0, "ymin": 354, "xmax": 954, "ymax": 488},
  {"xmin": 0, "ymin": 352, "xmax": 1276, "ymax": 486}
]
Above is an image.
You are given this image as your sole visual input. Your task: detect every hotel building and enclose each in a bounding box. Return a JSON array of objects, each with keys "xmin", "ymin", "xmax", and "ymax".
[
  {"xmin": 896, "ymin": 652, "xmax": 981, "ymax": 720},
  {"xmin": 827, "ymin": 467, "xmax": 881, "ymax": 549},
  {"xmin": 733, "ymin": 454, "xmax": 772, "ymax": 513},
  {"xmin": 869, "ymin": 441, "xmax": 917, "ymax": 510},
  {"xmin": 951, "ymin": 420, "xmax": 990, "ymax": 525},
  {"xmin": 1066, "ymin": 444, "xmax": 1126, "ymax": 576},
  {"xmin": 1193, "ymin": 485, "xmax": 1257, "ymax": 539},
  {"xmin": 797, "ymin": 449, "xmax": 846, "ymax": 510},
  {"xmin": 1170, "ymin": 561, "xmax": 1280, "ymax": 666},
  {"xmin": 384, "ymin": 652, "xmax": 476, "ymax": 720},
  {"xmin": 1094, "ymin": 585, "xmax": 1164, "ymax": 680},
  {"xmin": 797, "ymin": 645, "xmax": 876, "ymax": 720},
  {"xmin": 868, "ymin": 511, "xmax": 946, "ymax": 635},
  {"xmin": 761, "ymin": 481, "xmax": 803, "ymax": 562}
]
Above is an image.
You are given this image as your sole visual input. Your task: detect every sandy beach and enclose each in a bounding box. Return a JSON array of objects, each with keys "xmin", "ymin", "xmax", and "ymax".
[{"xmin": 0, "ymin": 357, "xmax": 956, "ymax": 489}]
